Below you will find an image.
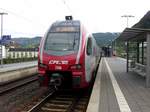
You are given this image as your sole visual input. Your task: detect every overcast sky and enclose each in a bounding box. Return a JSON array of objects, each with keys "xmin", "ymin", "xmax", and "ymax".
[{"xmin": 0, "ymin": 0, "xmax": 149, "ymax": 37}]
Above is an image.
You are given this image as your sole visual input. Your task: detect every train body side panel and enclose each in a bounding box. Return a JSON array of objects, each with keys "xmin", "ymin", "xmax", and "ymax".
[{"xmin": 85, "ymin": 36, "xmax": 96, "ymax": 83}]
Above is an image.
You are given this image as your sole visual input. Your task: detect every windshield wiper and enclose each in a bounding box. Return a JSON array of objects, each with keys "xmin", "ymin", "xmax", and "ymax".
[{"xmin": 72, "ymin": 34, "xmax": 76, "ymax": 50}]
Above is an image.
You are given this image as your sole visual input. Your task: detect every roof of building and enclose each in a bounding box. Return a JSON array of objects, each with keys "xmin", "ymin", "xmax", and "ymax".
[{"xmin": 9, "ymin": 48, "xmax": 38, "ymax": 52}]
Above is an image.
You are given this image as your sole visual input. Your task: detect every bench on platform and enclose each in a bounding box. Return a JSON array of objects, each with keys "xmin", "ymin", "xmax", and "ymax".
[{"xmin": 130, "ymin": 63, "xmax": 146, "ymax": 76}]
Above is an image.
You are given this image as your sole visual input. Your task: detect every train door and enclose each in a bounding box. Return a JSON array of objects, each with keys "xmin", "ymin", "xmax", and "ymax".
[{"xmin": 85, "ymin": 36, "xmax": 94, "ymax": 82}]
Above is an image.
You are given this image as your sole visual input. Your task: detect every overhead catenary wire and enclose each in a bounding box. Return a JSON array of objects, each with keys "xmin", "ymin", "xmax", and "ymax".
[
  {"xmin": 0, "ymin": 1, "xmax": 74, "ymax": 37},
  {"xmin": 0, "ymin": 8, "xmax": 46, "ymax": 28},
  {"xmin": 61, "ymin": 0, "xmax": 73, "ymax": 16},
  {"xmin": 3, "ymin": 27, "xmax": 43, "ymax": 37},
  {"xmin": 0, "ymin": 0, "xmax": 74, "ymax": 28},
  {"xmin": 0, "ymin": 8, "xmax": 46, "ymax": 36}
]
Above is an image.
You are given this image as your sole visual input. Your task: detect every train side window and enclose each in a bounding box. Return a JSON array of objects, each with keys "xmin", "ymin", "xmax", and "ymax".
[{"xmin": 87, "ymin": 37, "xmax": 92, "ymax": 55}]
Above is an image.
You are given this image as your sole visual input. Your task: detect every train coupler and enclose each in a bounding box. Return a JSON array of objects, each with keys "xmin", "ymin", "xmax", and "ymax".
[{"xmin": 49, "ymin": 73, "xmax": 62, "ymax": 87}]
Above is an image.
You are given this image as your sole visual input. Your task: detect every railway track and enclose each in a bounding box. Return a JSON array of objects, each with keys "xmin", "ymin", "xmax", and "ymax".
[
  {"xmin": 26, "ymin": 89, "xmax": 90, "ymax": 112},
  {"xmin": 0, "ymin": 74, "xmax": 38, "ymax": 95},
  {"xmin": 25, "ymin": 60, "xmax": 99, "ymax": 112}
]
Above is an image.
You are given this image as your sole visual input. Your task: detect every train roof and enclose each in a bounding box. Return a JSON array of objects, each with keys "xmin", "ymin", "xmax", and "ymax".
[
  {"xmin": 49, "ymin": 20, "xmax": 81, "ymax": 32},
  {"xmin": 52, "ymin": 20, "xmax": 80, "ymax": 27}
]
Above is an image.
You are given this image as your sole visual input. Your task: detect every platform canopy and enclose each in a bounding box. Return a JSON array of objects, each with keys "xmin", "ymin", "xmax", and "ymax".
[
  {"xmin": 118, "ymin": 28, "xmax": 150, "ymax": 41},
  {"xmin": 117, "ymin": 11, "xmax": 150, "ymax": 88},
  {"xmin": 118, "ymin": 11, "xmax": 150, "ymax": 41}
]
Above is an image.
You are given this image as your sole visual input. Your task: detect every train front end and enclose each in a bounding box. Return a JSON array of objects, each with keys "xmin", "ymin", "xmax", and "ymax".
[{"xmin": 38, "ymin": 18, "xmax": 87, "ymax": 89}]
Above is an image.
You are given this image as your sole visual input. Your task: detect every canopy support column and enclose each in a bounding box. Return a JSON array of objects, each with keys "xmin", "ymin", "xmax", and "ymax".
[
  {"xmin": 126, "ymin": 41, "xmax": 129, "ymax": 72},
  {"xmin": 142, "ymin": 42, "xmax": 144, "ymax": 64},
  {"xmin": 146, "ymin": 33, "xmax": 150, "ymax": 87},
  {"xmin": 137, "ymin": 42, "xmax": 139, "ymax": 63}
]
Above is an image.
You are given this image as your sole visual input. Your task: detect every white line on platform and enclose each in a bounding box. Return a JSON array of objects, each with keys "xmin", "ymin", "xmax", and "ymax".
[{"xmin": 104, "ymin": 58, "xmax": 132, "ymax": 112}]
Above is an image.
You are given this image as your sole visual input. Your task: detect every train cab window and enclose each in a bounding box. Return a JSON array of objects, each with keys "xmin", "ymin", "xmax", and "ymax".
[
  {"xmin": 87, "ymin": 37, "xmax": 92, "ymax": 55},
  {"xmin": 43, "ymin": 25, "xmax": 80, "ymax": 56},
  {"xmin": 44, "ymin": 32, "xmax": 79, "ymax": 51}
]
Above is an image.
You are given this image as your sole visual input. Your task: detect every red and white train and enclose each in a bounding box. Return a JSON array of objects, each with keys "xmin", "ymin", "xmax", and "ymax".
[{"xmin": 38, "ymin": 16, "xmax": 100, "ymax": 89}]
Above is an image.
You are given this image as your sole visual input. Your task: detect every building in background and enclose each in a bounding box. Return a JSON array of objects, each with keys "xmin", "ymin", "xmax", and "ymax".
[
  {"xmin": 0, "ymin": 35, "xmax": 12, "ymax": 46},
  {"xmin": 7, "ymin": 48, "xmax": 38, "ymax": 59},
  {"xmin": 0, "ymin": 45, "xmax": 7, "ymax": 59}
]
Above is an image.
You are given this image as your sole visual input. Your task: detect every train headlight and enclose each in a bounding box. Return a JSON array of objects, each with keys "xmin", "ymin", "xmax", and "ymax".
[
  {"xmin": 70, "ymin": 64, "xmax": 82, "ymax": 70},
  {"xmin": 39, "ymin": 63, "xmax": 48, "ymax": 69}
]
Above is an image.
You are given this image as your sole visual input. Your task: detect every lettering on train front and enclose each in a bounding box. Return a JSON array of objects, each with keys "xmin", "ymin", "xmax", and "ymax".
[{"xmin": 49, "ymin": 60, "xmax": 68, "ymax": 65}]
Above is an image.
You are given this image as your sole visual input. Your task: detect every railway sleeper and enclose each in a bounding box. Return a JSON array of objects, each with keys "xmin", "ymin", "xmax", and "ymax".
[
  {"xmin": 45, "ymin": 103, "xmax": 70, "ymax": 108},
  {"xmin": 49, "ymin": 100, "xmax": 72, "ymax": 104},
  {"xmin": 41, "ymin": 107, "xmax": 67, "ymax": 112},
  {"xmin": 74, "ymin": 109, "xmax": 85, "ymax": 112},
  {"xmin": 55, "ymin": 97, "xmax": 74, "ymax": 100}
]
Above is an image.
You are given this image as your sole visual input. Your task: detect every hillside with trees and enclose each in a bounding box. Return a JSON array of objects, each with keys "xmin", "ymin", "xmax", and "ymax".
[
  {"xmin": 93, "ymin": 32, "xmax": 120, "ymax": 47},
  {"xmin": 12, "ymin": 36, "xmax": 41, "ymax": 48}
]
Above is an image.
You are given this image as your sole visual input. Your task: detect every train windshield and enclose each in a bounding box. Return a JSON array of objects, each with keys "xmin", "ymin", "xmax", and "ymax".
[{"xmin": 44, "ymin": 31, "xmax": 80, "ymax": 55}]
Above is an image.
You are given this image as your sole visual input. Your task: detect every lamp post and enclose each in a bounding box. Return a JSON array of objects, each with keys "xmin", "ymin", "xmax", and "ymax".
[
  {"xmin": 121, "ymin": 15, "xmax": 134, "ymax": 27},
  {"xmin": 0, "ymin": 12, "xmax": 8, "ymax": 67}
]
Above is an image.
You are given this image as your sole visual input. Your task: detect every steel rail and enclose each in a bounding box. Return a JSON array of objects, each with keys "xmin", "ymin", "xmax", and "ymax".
[
  {"xmin": 27, "ymin": 87, "xmax": 56, "ymax": 112},
  {"xmin": 0, "ymin": 74, "xmax": 38, "ymax": 95}
]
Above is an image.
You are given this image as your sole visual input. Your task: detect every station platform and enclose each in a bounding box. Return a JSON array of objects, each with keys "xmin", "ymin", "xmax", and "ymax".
[
  {"xmin": 87, "ymin": 57, "xmax": 150, "ymax": 112},
  {"xmin": 0, "ymin": 61, "xmax": 38, "ymax": 84},
  {"xmin": 0, "ymin": 61, "xmax": 37, "ymax": 73}
]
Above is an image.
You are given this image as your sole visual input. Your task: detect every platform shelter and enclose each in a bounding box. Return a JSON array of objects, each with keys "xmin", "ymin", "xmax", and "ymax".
[{"xmin": 118, "ymin": 11, "xmax": 150, "ymax": 87}]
